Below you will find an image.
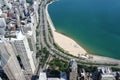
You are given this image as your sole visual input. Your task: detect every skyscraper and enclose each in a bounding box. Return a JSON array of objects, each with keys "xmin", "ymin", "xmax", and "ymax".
[
  {"xmin": 0, "ymin": 18, "xmax": 6, "ymax": 35},
  {"xmin": 0, "ymin": 39, "xmax": 26, "ymax": 80},
  {"xmin": 10, "ymin": 31, "xmax": 36, "ymax": 74},
  {"xmin": 69, "ymin": 59, "xmax": 78, "ymax": 80},
  {"xmin": 0, "ymin": 0, "xmax": 39, "ymax": 79}
]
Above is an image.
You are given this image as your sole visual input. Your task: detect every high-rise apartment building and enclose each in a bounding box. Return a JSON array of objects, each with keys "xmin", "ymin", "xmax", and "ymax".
[
  {"xmin": 69, "ymin": 59, "xmax": 78, "ymax": 80},
  {"xmin": 10, "ymin": 31, "xmax": 36, "ymax": 74},
  {"xmin": 0, "ymin": 40, "xmax": 26, "ymax": 80},
  {"xmin": 0, "ymin": 18, "xmax": 6, "ymax": 35},
  {"xmin": 0, "ymin": 0, "xmax": 39, "ymax": 79}
]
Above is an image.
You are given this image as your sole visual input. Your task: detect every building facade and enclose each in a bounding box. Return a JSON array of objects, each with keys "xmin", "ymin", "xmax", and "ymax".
[
  {"xmin": 0, "ymin": 40, "xmax": 26, "ymax": 80},
  {"xmin": 69, "ymin": 59, "xmax": 78, "ymax": 80}
]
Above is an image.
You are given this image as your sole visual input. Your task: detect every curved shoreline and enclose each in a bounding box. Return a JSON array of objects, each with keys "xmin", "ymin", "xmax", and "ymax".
[
  {"xmin": 46, "ymin": 2, "xmax": 87, "ymax": 56},
  {"xmin": 45, "ymin": 2, "xmax": 120, "ymax": 67}
]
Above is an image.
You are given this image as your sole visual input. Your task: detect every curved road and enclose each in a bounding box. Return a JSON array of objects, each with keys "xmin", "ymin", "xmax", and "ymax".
[{"xmin": 36, "ymin": 0, "xmax": 120, "ymax": 75}]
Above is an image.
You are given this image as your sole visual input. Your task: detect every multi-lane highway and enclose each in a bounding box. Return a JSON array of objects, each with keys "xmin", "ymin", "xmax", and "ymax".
[{"xmin": 36, "ymin": 0, "xmax": 120, "ymax": 75}]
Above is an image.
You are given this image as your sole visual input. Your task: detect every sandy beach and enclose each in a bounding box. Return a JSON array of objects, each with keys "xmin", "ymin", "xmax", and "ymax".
[
  {"xmin": 46, "ymin": 3, "xmax": 120, "ymax": 67},
  {"xmin": 46, "ymin": 4, "xmax": 87, "ymax": 56},
  {"xmin": 89, "ymin": 55, "xmax": 120, "ymax": 65}
]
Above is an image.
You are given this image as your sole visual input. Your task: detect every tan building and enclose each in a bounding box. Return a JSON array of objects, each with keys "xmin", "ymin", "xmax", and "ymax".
[
  {"xmin": 0, "ymin": 40, "xmax": 26, "ymax": 80},
  {"xmin": 10, "ymin": 31, "xmax": 36, "ymax": 74},
  {"xmin": 69, "ymin": 59, "xmax": 78, "ymax": 80}
]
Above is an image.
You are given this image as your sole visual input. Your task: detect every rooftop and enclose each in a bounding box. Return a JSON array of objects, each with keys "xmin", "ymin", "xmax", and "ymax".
[
  {"xmin": 70, "ymin": 59, "xmax": 77, "ymax": 71},
  {"xmin": 47, "ymin": 78, "xmax": 60, "ymax": 80},
  {"xmin": 39, "ymin": 72, "xmax": 47, "ymax": 80},
  {"xmin": 0, "ymin": 18, "xmax": 6, "ymax": 28}
]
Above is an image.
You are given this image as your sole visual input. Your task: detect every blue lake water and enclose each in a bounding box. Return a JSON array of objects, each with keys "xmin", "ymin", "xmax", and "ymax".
[{"xmin": 48, "ymin": 0, "xmax": 120, "ymax": 60}]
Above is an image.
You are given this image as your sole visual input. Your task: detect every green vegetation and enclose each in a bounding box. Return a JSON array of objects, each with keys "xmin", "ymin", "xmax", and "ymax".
[
  {"xmin": 41, "ymin": 47, "xmax": 50, "ymax": 68},
  {"xmin": 4, "ymin": 35, "xmax": 14, "ymax": 38},
  {"xmin": 36, "ymin": 24, "xmax": 39, "ymax": 29},
  {"xmin": 36, "ymin": 7, "xmax": 41, "ymax": 58},
  {"xmin": 44, "ymin": 36, "xmax": 51, "ymax": 48},
  {"xmin": 36, "ymin": 49, "xmax": 41, "ymax": 58},
  {"xmin": 49, "ymin": 28, "xmax": 53, "ymax": 38},
  {"xmin": 54, "ymin": 43, "xmax": 65, "ymax": 53},
  {"xmin": 53, "ymin": 49, "xmax": 69, "ymax": 61},
  {"xmin": 36, "ymin": 29, "xmax": 40, "ymax": 37},
  {"xmin": 78, "ymin": 64, "xmax": 97, "ymax": 72},
  {"xmin": 48, "ymin": 35, "xmax": 52, "ymax": 43},
  {"xmin": 53, "ymin": 43, "xmax": 118, "ymax": 67},
  {"xmin": 48, "ymin": 24, "xmax": 53, "ymax": 44},
  {"xmin": 48, "ymin": 24, "xmax": 53, "ymax": 38},
  {"xmin": 111, "ymin": 67, "xmax": 120, "ymax": 71},
  {"xmin": 78, "ymin": 61, "xmax": 118, "ymax": 66},
  {"xmin": 49, "ymin": 58, "xmax": 69, "ymax": 72},
  {"xmin": 54, "ymin": 43, "xmax": 118, "ymax": 67},
  {"xmin": 36, "ymin": 43, "xmax": 39, "ymax": 49},
  {"xmin": 43, "ymin": 26, "xmax": 51, "ymax": 48},
  {"xmin": 54, "ymin": 43, "xmax": 85, "ymax": 60},
  {"xmin": 35, "ymin": 0, "xmax": 119, "ymax": 69}
]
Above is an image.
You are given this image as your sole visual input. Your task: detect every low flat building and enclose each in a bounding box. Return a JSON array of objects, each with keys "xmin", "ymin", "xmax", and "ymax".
[
  {"xmin": 98, "ymin": 67, "xmax": 115, "ymax": 80},
  {"xmin": 48, "ymin": 78, "xmax": 60, "ymax": 80},
  {"xmin": 38, "ymin": 72, "xmax": 67, "ymax": 80},
  {"xmin": 60, "ymin": 72, "xmax": 67, "ymax": 80},
  {"xmin": 39, "ymin": 72, "xmax": 47, "ymax": 80},
  {"xmin": 101, "ymin": 75, "xmax": 115, "ymax": 80}
]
